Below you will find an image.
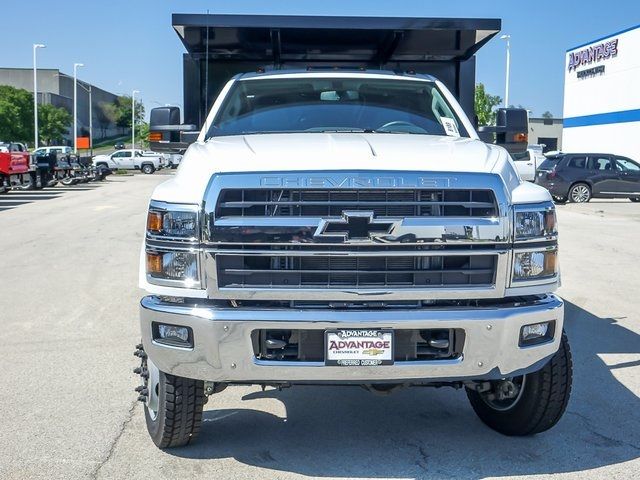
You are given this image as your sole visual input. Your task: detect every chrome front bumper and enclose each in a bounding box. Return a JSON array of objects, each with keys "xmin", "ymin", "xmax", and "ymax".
[{"xmin": 140, "ymin": 295, "xmax": 563, "ymax": 383}]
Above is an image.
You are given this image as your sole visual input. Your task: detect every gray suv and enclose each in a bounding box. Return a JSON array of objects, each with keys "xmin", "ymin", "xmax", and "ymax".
[{"xmin": 535, "ymin": 153, "xmax": 640, "ymax": 203}]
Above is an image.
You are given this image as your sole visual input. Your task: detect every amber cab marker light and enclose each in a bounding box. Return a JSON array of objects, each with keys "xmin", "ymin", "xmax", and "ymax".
[
  {"xmin": 544, "ymin": 250, "xmax": 557, "ymax": 276},
  {"xmin": 545, "ymin": 210, "xmax": 557, "ymax": 234},
  {"xmin": 149, "ymin": 132, "xmax": 163, "ymax": 142},
  {"xmin": 146, "ymin": 253, "xmax": 163, "ymax": 274},
  {"xmin": 147, "ymin": 211, "xmax": 163, "ymax": 232}
]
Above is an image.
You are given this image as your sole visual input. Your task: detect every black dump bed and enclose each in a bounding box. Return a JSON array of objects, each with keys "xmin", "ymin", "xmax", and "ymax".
[{"xmin": 172, "ymin": 14, "xmax": 501, "ymax": 127}]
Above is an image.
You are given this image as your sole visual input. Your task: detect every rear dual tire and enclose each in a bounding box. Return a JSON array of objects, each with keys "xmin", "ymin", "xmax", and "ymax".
[
  {"xmin": 142, "ymin": 164, "xmax": 155, "ymax": 174},
  {"xmin": 466, "ymin": 331, "xmax": 572, "ymax": 436}
]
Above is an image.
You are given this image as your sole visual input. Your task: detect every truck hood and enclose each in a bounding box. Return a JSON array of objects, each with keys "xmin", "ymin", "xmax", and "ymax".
[
  {"xmin": 203, "ymin": 133, "xmax": 498, "ymax": 172},
  {"xmin": 153, "ymin": 133, "xmax": 534, "ymax": 204}
]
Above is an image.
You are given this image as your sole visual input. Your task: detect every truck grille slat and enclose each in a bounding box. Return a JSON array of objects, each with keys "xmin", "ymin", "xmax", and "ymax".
[
  {"xmin": 216, "ymin": 189, "xmax": 498, "ymax": 218},
  {"xmin": 216, "ymin": 254, "xmax": 497, "ymax": 288}
]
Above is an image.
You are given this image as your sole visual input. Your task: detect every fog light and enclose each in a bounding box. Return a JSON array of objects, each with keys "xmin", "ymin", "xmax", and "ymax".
[
  {"xmin": 519, "ymin": 321, "xmax": 555, "ymax": 346},
  {"xmin": 152, "ymin": 322, "xmax": 193, "ymax": 348}
]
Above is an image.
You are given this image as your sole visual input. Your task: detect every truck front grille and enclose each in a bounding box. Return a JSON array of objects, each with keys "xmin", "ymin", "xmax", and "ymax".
[
  {"xmin": 216, "ymin": 188, "xmax": 498, "ymax": 218},
  {"xmin": 217, "ymin": 252, "xmax": 497, "ymax": 289}
]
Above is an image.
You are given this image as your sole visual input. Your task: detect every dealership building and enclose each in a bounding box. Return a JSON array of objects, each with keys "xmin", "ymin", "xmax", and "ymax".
[
  {"xmin": 0, "ymin": 67, "xmax": 122, "ymax": 143},
  {"xmin": 562, "ymin": 24, "xmax": 640, "ymax": 161}
]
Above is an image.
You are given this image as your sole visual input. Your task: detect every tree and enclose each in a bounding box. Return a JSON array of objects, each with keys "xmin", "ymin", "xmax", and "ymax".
[
  {"xmin": 96, "ymin": 101, "xmax": 118, "ymax": 138},
  {"xmin": 542, "ymin": 111, "xmax": 553, "ymax": 119},
  {"xmin": 0, "ymin": 85, "xmax": 34, "ymax": 144},
  {"xmin": 113, "ymin": 95, "xmax": 145, "ymax": 134},
  {"xmin": 474, "ymin": 83, "xmax": 502, "ymax": 126},
  {"xmin": 38, "ymin": 104, "xmax": 71, "ymax": 145},
  {"xmin": 137, "ymin": 121, "xmax": 149, "ymax": 149}
]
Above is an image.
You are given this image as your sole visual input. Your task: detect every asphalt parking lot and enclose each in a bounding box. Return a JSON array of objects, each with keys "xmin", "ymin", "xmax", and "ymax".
[{"xmin": 1, "ymin": 174, "xmax": 638, "ymax": 480}]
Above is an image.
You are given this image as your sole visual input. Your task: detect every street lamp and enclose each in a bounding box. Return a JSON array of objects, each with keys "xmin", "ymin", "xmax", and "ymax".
[
  {"xmin": 77, "ymin": 81, "xmax": 93, "ymax": 155},
  {"xmin": 500, "ymin": 35, "xmax": 511, "ymax": 108},
  {"xmin": 132, "ymin": 90, "xmax": 140, "ymax": 151},
  {"xmin": 73, "ymin": 62, "xmax": 84, "ymax": 154},
  {"xmin": 33, "ymin": 44, "xmax": 46, "ymax": 149}
]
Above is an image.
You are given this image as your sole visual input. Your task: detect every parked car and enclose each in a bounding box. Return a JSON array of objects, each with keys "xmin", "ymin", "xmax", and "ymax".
[
  {"xmin": 511, "ymin": 148, "xmax": 546, "ymax": 182},
  {"xmin": 93, "ymin": 149, "xmax": 164, "ymax": 174},
  {"xmin": 114, "ymin": 143, "xmax": 125, "ymax": 150},
  {"xmin": 32, "ymin": 146, "xmax": 73, "ymax": 156},
  {"xmin": 535, "ymin": 153, "xmax": 640, "ymax": 203}
]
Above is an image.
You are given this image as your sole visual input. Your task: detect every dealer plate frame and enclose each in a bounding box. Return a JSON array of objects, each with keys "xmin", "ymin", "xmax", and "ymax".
[{"xmin": 325, "ymin": 329, "xmax": 394, "ymax": 366}]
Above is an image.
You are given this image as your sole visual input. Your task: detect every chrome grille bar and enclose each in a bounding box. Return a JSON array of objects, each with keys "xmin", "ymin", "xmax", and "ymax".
[{"xmin": 216, "ymin": 188, "xmax": 498, "ymax": 218}]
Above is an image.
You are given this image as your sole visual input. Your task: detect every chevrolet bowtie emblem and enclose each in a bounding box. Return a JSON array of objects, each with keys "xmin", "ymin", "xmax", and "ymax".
[
  {"xmin": 362, "ymin": 348, "xmax": 385, "ymax": 356},
  {"xmin": 314, "ymin": 211, "xmax": 396, "ymax": 242}
]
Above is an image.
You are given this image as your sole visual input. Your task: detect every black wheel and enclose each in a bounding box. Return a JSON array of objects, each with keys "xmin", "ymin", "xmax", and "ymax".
[
  {"xmin": 135, "ymin": 349, "xmax": 204, "ymax": 449},
  {"xmin": 142, "ymin": 164, "xmax": 155, "ymax": 174},
  {"xmin": 61, "ymin": 176, "xmax": 76, "ymax": 186},
  {"xmin": 630, "ymin": 197, "xmax": 640, "ymax": 203},
  {"xmin": 466, "ymin": 331, "xmax": 572, "ymax": 436},
  {"xmin": 553, "ymin": 196, "xmax": 568, "ymax": 205},
  {"xmin": 569, "ymin": 183, "xmax": 591, "ymax": 203}
]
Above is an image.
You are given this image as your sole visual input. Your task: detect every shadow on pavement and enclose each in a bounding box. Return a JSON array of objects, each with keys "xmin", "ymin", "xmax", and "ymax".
[
  {"xmin": 167, "ymin": 301, "xmax": 640, "ymax": 478},
  {"xmin": 0, "ymin": 183, "xmax": 106, "ymax": 212}
]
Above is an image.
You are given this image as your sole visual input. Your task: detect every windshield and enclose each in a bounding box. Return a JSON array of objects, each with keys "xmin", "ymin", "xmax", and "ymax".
[{"xmin": 207, "ymin": 77, "xmax": 469, "ymax": 138}]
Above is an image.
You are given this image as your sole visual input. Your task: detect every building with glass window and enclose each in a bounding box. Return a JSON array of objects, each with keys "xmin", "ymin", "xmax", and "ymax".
[{"xmin": 562, "ymin": 24, "xmax": 640, "ymax": 161}]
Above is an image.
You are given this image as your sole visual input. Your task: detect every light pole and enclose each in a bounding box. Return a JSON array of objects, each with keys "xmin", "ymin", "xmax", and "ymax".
[
  {"xmin": 500, "ymin": 35, "xmax": 511, "ymax": 108},
  {"xmin": 73, "ymin": 62, "xmax": 84, "ymax": 153},
  {"xmin": 78, "ymin": 81, "xmax": 93, "ymax": 155},
  {"xmin": 33, "ymin": 44, "xmax": 46, "ymax": 149},
  {"xmin": 132, "ymin": 89, "xmax": 140, "ymax": 151}
]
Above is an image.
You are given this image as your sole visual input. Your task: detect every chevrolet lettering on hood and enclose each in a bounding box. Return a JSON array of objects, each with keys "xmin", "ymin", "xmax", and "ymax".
[{"xmin": 260, "ymin": 175, "xmax": 455, "ymax": 189}]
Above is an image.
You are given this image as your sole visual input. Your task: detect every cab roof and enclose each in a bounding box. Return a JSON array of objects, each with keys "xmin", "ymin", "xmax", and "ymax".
[{"xmin": 236, "ymin": 69, "xmax": 437, "ymax": 81}]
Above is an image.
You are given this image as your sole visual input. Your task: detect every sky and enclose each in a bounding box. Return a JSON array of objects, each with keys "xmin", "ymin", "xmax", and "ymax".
[{"xmin": 1, "ymin": 0, "xmax": 639, "ymax": 119}]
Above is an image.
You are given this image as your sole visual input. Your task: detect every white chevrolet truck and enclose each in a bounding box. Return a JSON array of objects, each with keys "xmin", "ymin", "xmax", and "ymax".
[{"xmin": 134, "ymin": 14, "xmax": 571, "ymax": 448}]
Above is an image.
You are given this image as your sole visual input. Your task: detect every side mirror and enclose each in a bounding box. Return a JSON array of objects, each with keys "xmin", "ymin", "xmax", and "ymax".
[
  {"xmin": 149, "ymin": 107, "xmax": 198, "ymax": 153},
  {"xmin": 478, "ymin": 108, "xmax": 529, "ymax": 154}
]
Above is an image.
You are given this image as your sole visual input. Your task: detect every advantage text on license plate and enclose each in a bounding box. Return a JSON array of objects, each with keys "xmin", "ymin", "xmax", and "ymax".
[{"xmin": 325, "ymin": 329, "xmax": 393, "ymax": 366}]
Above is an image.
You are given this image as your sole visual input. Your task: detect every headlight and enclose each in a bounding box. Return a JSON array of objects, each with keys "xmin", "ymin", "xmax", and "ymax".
[
  {"xmin": 147, "ymin": 204, "xmax": 198, "ymax": 239},
  {"xmin": 513, "ymin": 248, "xmax": 557, "ymax": 281},
  {"xmin": 146, "ymin": 251, "xmax": 199, "ymax": 287},
  {"xmin": 514, "ymin": 207, "xmax": 556, "ymax": 241},
  {"xmin": 146, "ymin": 201, "xmax": 200, "ymax": 287}
]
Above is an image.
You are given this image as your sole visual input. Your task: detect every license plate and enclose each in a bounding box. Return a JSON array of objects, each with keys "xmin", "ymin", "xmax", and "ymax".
[{"xmin": 325, "ymin": 329, "xmax": 394, "ymax": 366}]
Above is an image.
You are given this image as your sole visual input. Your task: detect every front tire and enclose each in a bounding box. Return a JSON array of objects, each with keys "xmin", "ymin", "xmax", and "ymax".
[
  {"xmin": 143, "ymin": 360, "xmax": 205, "ymax": 449},
  {"xmin": 569, "ymin": 183, "xmax": 591, "ymax": 203},
  {"xmin": 466, "ymin": 331, "xmax": 572, "ymax": 436},
  {"xmin": 630, "ymin": 197, "xmax": 640, "ymax": 203}
]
